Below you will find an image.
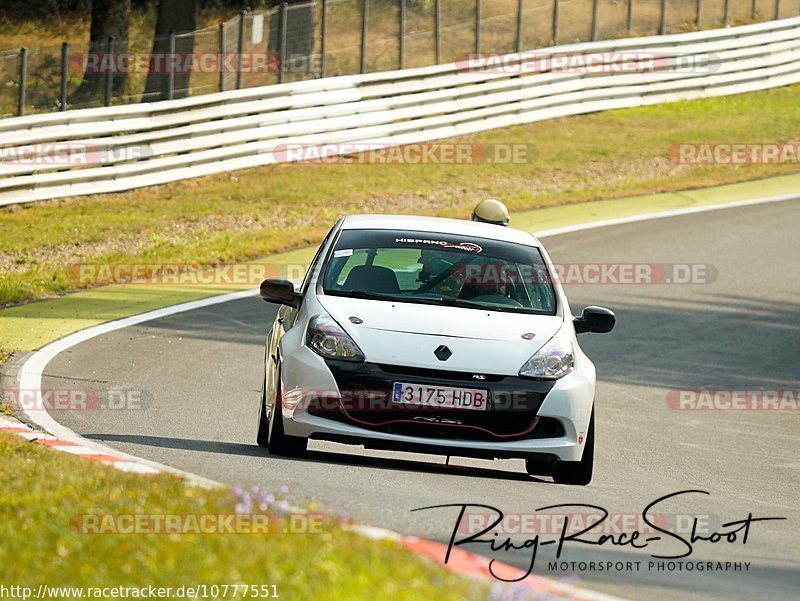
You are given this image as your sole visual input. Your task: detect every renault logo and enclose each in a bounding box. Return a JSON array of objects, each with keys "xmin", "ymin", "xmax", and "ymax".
[{"xmin": 434, "ymin": 345, "xmax": 452, "ymax": 361}]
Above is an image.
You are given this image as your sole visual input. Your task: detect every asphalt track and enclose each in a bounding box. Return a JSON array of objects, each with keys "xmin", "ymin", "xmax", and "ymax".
[{"xmin": 43, "ymin": 201, "xmax": 799, "ymax": 601}]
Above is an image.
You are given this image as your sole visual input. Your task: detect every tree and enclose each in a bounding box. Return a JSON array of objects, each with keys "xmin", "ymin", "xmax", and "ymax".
[
  {"xmin": 143, "ymin": 0, "xmax": 197, "ymax": 101},
  {"xmin": 73, "ymin": 0, "xmax": 130, "ymax": 101}
]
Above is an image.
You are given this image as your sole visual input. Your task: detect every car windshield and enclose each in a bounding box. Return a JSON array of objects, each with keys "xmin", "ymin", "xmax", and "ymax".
[{"xmin": 321, "ymin": 228, "xmax": 557, "ymax": 315}]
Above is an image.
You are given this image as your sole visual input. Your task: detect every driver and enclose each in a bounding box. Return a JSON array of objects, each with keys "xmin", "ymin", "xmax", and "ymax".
[
  {"xmin": 457, "ymin": 258, "xmax": 513, "ymax": 301},
  {"xmin": 416, "ymin": 199, "xmax": 511, "ymax": 290}
]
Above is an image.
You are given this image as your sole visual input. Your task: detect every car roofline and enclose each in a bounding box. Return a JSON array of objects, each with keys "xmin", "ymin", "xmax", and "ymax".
[{"xmin": 339, "ymin": 214, "xmax": 540, "ymax": 248}]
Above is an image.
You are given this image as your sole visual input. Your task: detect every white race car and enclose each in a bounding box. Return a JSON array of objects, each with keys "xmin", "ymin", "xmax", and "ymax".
[{"xmin": 257, "ymin": 215, "xmax": 615, "ymax": 485}]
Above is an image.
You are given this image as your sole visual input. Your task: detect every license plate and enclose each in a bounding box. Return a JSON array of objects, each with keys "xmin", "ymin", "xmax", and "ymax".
[{"xmin": 391, "ymin": 382, "xmax": 488, "ymax": 411}]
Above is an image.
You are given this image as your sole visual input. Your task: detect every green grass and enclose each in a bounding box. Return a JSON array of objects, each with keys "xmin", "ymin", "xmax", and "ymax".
[
  {"xmin": 2, "ymin": 83, "xmax": 799, "ymax": 307},
  {"xmin": 0, "ymin": 431, "xmax": 484, "ymax": 598}
]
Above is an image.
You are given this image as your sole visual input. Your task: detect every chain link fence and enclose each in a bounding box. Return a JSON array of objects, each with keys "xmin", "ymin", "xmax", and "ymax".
[{"xmin": 1, "ymin": 0, "xmax": 799, "ymax": 117}]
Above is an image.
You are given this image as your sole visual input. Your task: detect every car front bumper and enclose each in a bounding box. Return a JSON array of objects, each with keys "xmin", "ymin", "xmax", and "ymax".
[{"xmin": 278, "ymin": 346, "xmax": 594, "ymax": 462}]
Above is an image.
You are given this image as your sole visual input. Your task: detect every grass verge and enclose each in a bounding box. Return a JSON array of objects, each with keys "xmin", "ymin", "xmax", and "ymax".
[
  {"xmin": 0, "ymin": 431, "xmax": 483, "ymax": 599},
  {"xmin": 2, "ymin": 84, "xmax": 799, "ymax": 308}
]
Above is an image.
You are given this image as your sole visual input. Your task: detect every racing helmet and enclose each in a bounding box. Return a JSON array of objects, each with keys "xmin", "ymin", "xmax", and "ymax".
[{"xmin": 471, "ymin": 199, "xmax": 510, "ymax": 226}]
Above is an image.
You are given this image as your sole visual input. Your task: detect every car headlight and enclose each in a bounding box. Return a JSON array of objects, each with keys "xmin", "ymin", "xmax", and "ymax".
[
  {"xmin": 519, "ymin": 328, "xmax": 574, "ymax": 379},
  {"xmin": 306, "ymin": 314, "xmax": 365, "ymax": 361}
]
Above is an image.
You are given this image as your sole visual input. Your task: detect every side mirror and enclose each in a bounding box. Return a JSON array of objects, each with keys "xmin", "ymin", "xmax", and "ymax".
[
  {"xmin": 574, "ymin": 306, "xmax": 615, "ymax": 334},
  {"xmin": 260, "ymin": 278, "xmax": 303, "ymax": 309}
]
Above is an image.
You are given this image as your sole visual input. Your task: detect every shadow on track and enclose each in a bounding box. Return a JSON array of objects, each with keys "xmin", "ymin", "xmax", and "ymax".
[{"xmin": 83, "ymin": 432, "xmax": 547, "ymax": 484}]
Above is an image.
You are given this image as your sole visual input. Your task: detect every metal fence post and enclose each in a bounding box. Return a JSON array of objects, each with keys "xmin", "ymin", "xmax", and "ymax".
[
  {"xmin": 515, "ymin": 0, "xmax": 523, "ymax": 53},
  {"xmin": 751, "ymin": 0, "xmax": 757, "ymax": 19},
  {"xmin": 60, "ymin": 42, "xmax": 69, "ymax": 111},
  {"xmin": 774, "ymin": 0, "xmax": 781, "ymax": 19},
  {"xmin": 105, "ymin": 37, "xmax": 114, "ymax": 106},
  {"xmin": 236, "ymin": 11, "xmax": 246, "ymax": 89},
  {"xmin": 552, "ymin": 0, "xmax": 559, "ymax": 45},
  {"xmin": 18, "ymin": 48, "xmax": 27, "ymax": 117},
  {"xmin": 399, "ymin": 0, "xmax": 406, "ymax": 70},
  {"xmin": 591, "ymin": 0, "xmax": 599, "ymax": 40},
  {"xmin": 627, "ymin": 0, "xmax": 633, "ymax": 33},
  {"xmin": 167, "ymin": 31, "xmax": 176, "ymax": 100},
  {"xmin": 219, "ymin": 23, "xmax": 226, "ymax": 92},
  {"xmin": 435, "ymin": 0, "xmax": 441, "ymax": 64},
  {"xmin": 724, "ymin": 0, "xmax": 730, "ymax": 24},
  {"xmin": 659, "ymin": 0, "xmax": 667, "ymax": 34},
  {"xmin": 696, "ymin": 0, "xmax": 702, "ymax": 26},
  {"xmin": 475, "ymin": 0, "xmax": 481, "ymax": 55},
  {"xmin": 321, "ymin": 0, "xmax": 328, "ymax": 77},
  {"xmin": 280, "ymin": 3, "xmax": 288, "ymax": 83},
  {"xmin": 360, "ymin": 0, "xmax": 368, "ymax": 74}
]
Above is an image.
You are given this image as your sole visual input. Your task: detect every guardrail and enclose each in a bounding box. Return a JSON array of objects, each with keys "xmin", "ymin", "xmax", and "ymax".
[{"xmin": 1, "ymin": 16, "xmax": 799, "ymax": 207}]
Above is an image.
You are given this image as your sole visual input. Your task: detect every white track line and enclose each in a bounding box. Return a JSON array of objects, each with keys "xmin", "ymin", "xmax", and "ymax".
[
  {"xmin": 15, "ymin": 289, "xmax": 258, "ymax": 487},
  {"xmin": 534, "ymin": 192, "xmax": 800, "ymax": 238}
]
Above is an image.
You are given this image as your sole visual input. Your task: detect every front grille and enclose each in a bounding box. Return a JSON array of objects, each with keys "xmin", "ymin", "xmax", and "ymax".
[
  {"xmin": 378, "ymin": 363, "xmax": 505, "ymax": 383},
  {"xmin": 309, "ymin": 360, "xmax": 560, "ymax": 442}
]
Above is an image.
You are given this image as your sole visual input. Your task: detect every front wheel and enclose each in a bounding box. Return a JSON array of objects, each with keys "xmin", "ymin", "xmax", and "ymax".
[
  {"xmin": 256, "ymin": 384, "xmax": 271, "ymax": 447},
  {"xmin": 524, "ymin": 457, "xmax": 554, "ymax": 477},
  {"xmin": 553, "ymin": 408, "xmax": 594, "ymax": 486},
  {"xmin": 257, "ymin": 366, "xmax": 307, "ymax": 456}
]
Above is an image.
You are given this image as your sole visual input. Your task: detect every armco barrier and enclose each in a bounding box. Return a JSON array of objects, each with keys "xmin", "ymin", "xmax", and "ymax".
[{"xmin": 1, "ymin": 17, "xmax": 799, "ymax": 207}]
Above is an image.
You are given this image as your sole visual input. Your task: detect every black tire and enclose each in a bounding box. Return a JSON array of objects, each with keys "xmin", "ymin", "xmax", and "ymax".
[
  {"xmin": 256, "ymin": 383, "xmax": 271, "ymax": 448},
  {"xmin": 553, "ymin": 409, "xmax": 594, "ymax": 486},
  {"xmin": 524, "ymin": 457, "xmax": 554, "ymax": 477},
  {"xmin": 259, "ymin": 366, "xmax": 307, "ymax": 457}
]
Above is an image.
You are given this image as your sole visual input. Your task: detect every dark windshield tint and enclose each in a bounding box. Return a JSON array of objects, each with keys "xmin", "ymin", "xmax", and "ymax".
[{"xmin": 321, "ymin": 229, "xmax": 557, "ymax": 315}]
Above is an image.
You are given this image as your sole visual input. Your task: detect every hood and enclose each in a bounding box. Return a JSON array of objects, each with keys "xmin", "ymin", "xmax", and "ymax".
[{"xmin": 316, "ymin": 295, "xmax": 564, "ymax": 375}]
